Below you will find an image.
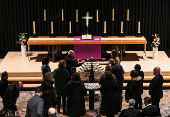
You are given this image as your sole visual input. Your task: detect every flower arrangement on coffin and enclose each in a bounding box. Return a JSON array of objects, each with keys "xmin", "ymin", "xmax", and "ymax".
[
  {"xmin": 151, "ymin": 34, "xmax": 160, "ymax": 48},
  {"xmin": 16, "ymin": 32, "xmax": 28, "ymax": 46}
]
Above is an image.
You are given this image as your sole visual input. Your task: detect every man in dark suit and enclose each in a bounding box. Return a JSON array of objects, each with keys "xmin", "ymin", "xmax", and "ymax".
[
  {"xmin": 64, "ymin": 50, "xmax": 85, "ymax": 74},
  {"xmin": 142, "ymin": 97, "xmax": 160, "ymax": 116},
  {"xmin": 119, "ymin": 99, "xmax": 141, "ymax": 117},
  {"xmin": 0, "ymin": 71, "xmax": 9, "ymax": 99},
  {"xmin": 3, "ymin": 81, "xmax": 23, "ymax": 116},
  {"xmin": 26, "ymin": 86, "xmax": 44, "ymax": 117},
  {"xmin": 149, "ymin": 67, "xmax": 163, "ymax": 113}
]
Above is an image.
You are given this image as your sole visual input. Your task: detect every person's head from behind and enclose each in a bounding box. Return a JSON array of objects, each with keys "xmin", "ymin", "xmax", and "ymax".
[
  {"xmin": 16, "ymin": 81, "xmax": 23, "ymax": 91},
  {"xmin": 105, "ymin": 65, "xmax": 111, "ymax": 72},
  {"xmin": 109, "ymin": 59, "xmax": 115, "ymax": 65},
  {"xmin": 115, "ymin": 57, "xmax": 120, "ymax": 64},
  {"xmin": 58, "ymin": 60, "xmax": 66, "ymax": 68},
  {"xmin": 68, "ymin": 50, "xmax": 75, "ymax": 57},
  {"xmin": 153, "ymin": 66, "xmax": 160, "ymax": 75},
  {"xmin": 130, "ymin": 70, "xmax": 138, "ymax": 78},
  {"xmin": 70, "ymin": 66, "xmax": 76, "ymax": 75},
  {"xmin": 105, "ymin": 71, "xmax": 113, "ymax": 80},
  {"xmin": 134, "ymin": 64, "xmax": 141, "ymax": 72},
  {"xmin": 35, "ymin": 86, "xmax": 43, "ymax": 97},
  {"xmin": 0, "ymin": 109, "xmax": 7, "ymax": 117},
  {"xmin": 48, "ymin": 107, "xmax": 57, "ymax": 117},
  {"xmin": 45, "ymin": 72, "xmax": 53, "ymax": 81},
  {"xmin": 71, "ymin": 72, "xmax": 80, "ymax": 81},
  {"xmin": 129, "ymin": 99, "xmax": 135, "ymax": 107},
  {"xmin": 42, "ymin": 57, "xmax": 50, "ymax": 65},
  {"xmin": 144, "ymin": 97, "xmax": 152, "ymax": 106},
  {"xmin": 1, "ymin": 71, "xmax": 8, "ymax": 80}
]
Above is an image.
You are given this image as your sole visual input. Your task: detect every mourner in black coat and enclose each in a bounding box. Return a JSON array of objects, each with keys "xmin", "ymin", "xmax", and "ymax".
[
  {"xmin": 119, "ymin": 99, "xmax": 141, "ymax": 117},
  {"xmin": 66, "ymin": 72, "xmax": 87, "ymax": 117},
  {"xmin": 149, "ymin": 67, "xmax": 163, "ymax": 109},
  {"xmin": 125, "ymin": 70, "xmax": 142, "ymax": 109},
  {"xmin": 0, "ymin": 71, "xmax": 9, "ymax": 99},
  {"xmin": 100, "ymin": 72, "xmax": 119, "ymax": 116},
  {"xmin": 64, "ymin": 50, "xmax": 85, "ymax": 74},
  {"xmin": 142, "ymin": 97, "xmax": 160, "ymax": 116},
  {"xmin": 3, "ymin": 81, "xmax": 23, "ymax": 116}
]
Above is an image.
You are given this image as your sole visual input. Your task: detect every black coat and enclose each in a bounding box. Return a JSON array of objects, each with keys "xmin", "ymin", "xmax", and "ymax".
[
  {"xmin": 64, "ymin": 55, "xmax": 82, "ymax": 74},
  {"xmin": 0, "ymin": 79, "xmax": 8, "ymax": 98},
  {"xmin": 100, "ymin": 79, "xmax": 119, "ymax": 116},
  {"xmin": 42, "ymin": 89, "xmax": 57, "ymax": 117},
  {"xmin": 142, "ymin": 105, "xmax": 160, "ymax": 116},
  {"xmin": 119, "ymin": 107, "xmax": 141, "ymax": 117},
  {"xmin": 138, "ymin": 71, "xmax": 144, "ymax": 94},
  {"xmin": 125, "ymin": 77, "xmax": 142, "ymax": 102},
  {"xmin": 149, "ymin": 74, "xmax": 163, "ymax": 100},
  {"xmin": 66, "ymin": 80, "xmax": 87, "ymax": 116},
  {"xmin": 3, "ymin": 82, "xmax": 19, "ymax": 111}
]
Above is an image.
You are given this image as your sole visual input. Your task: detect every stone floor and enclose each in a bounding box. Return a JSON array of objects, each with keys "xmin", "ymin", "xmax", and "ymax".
[{"xmin": 0, "ymin": 90, "xmax": 170, "ymax": 117}]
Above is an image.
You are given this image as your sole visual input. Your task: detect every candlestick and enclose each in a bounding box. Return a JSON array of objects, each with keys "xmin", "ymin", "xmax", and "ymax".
[
  {"xmin": 33, "ymin": 21, "xmax": 36, "ymax": 34},
  {"xmin": 51, "ymin": 21, "xmax": 54, "ymax": 34},
  {"xmin": 127, "ymin": 9, "xmax": 129, "ymax": 21},
  {"xmin": 76, "ymin": 10, "xmax": 78, "ymax": 22},
  {"xmin": 69, "ymin": 21, "xmax": 71, "ymax": 33},
  {"xmin": 96, "ymin": 10, "xmax": 99, "ymax": 22},
  {"xmin": 112, "ymin": 9, "xmax": 114, "ymax": 21},
  {"xmin": 121, "ymin": 21, "xmax": 123, "ymax": 33},
  {"xmin": 104, "ymin": 21, "xmax": 106, "ymax": 33},
  {"xmin": 62, "ymin": 9, "xmax": 64, "ymax": 21},
  {"xmin": 138, "ymin": 21, "xmax": 140, "ymax": 33},
  {"xmin": 44, "ymin": 9, "xmax": 46, "ymax": 21}
]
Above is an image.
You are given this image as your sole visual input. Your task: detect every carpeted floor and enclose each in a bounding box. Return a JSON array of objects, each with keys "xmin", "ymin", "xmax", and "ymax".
[{"xmin": 0, "ymin": 90, "xmax": 170, "ymax": 117}]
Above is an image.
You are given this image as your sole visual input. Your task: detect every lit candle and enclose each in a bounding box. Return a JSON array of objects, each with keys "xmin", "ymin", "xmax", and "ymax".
[
  {"xmin": 33, "ymin": 21, "xmax": 36, "ymax": 34},
  {"xmin": 62, "ymin": 9, "xmax": 64, "ymax": 21},
  {"xmin": 51, "ymin": 21, "xmax": 54, "ymax": 34},
  {"xmin": 44, "ymin": 9, "xmax": 46, "ymax": 21},
  {"xmin": 121, "ymin": 21, "xmax": 123, "ymax": 33},
  {"xmin": 96, "ymin": 10, "xmax": 99, "ymax": 22},
  {"xmin": 104, "ymin": 21, "xmax": 106, "ymax": 33},
  {"xmin": 138, "ymin": 21, "xmax": 140, "ymax": 33},
  {"xmin": 127, "ymin": 9, "xmax": 129, "ymax": 21},
  {"xmin": 112, "ymin": 9, "xmax": 114, "ymax": 21},
  {"xmin": 76, "ymin": 10, "xmax": 78, "ymax": 22},
  {"xmin": 69, "ymin": 21, "xmax": 71, "ymax": 33}
]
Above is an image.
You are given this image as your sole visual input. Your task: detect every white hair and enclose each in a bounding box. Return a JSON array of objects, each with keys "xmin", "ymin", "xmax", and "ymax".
[
  {"xmin": 48, "ymin": 107, "xmax": 56, "ymax": 117},
  {"xmin": 129, "ymin": 99, "xmax": 136, "ymax": 106}
]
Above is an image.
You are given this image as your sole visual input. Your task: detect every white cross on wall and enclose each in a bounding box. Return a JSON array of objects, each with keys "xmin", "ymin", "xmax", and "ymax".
[{"xmin": 82, "ymin": 12, "xmax": 93, "ymax": 28}]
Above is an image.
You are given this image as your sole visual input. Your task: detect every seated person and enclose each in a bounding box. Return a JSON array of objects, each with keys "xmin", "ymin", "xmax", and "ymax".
[
  {"xmin": 119, "ymin": 99, "xmax": 141, "ymax": 117},
  {"xmin": 142, "ymin": 97, "xmax": 160, "ymax": 116},
  {"xmin": 48, "ymin": 107, "xmax": 57, "ymax": 117}
]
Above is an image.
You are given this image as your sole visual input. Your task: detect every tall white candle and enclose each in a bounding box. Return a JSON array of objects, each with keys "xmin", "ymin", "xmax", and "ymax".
[
  {"xmin": 69, "ymin": 21, "xmax": 71, "ymax": 33},
  {"xmin": 127, "ymin": 9, "xmax": 129, "ymax": 21},
  {"xmin": 121, "ymin": 21, "xmax": 123, "ymax": 33},
  {"xmin": 112, "ymin": 9, "xmax": 114, "ymax": 21},
  {"xmin": 33, "ymin": 21, "xmax": 36, "ymax": 34},
  {"xmin": 44, "ymin": 9, "xmax": 46, "ymax": 21},
  {"xmin": 96, "ymin": 10, "xmax": 99, "ymax": 22},
  {"xmin": 138, "ymin": 21, "xmax": 140, "ymax": 33},
  {"xmin": 51, "ymin": 21, "xmax": 54, "ymax": 34},
  {"xmin": 76, "ymin": 10, "xmax": 78, "ymax": 22},
  {"xmin": 104, "ymin": 21, "xmax": 106, "ymax": 33},
  {"xmin": 62, "ymin": 9, "xmax": 64, "ymax": 21}
]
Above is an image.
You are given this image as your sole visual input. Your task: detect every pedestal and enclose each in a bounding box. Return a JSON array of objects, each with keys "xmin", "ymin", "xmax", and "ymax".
[
  {"xmin": 21, "ymin": 45, "xmax": 27, "ymax": 57},
  {"xmin": 49, "ymin": 33, "xmax": 55, "ymax": 37},
  {"xmin": 32, "ymin": 34, "xmax": 37, "ymax": 37},
  {"xmin": 136, "ymin": 33, "xmax": 142, "ymax": 37},
  {"xmin": 68, "ymin": 33, "xmax": 74, "ymax": 37},
  {"xmin": 119, "ymin": 33, "xmax": 125, "ymax": 37},
  {"xmin": 153, "ymin": 47, "xmax": 158, "ymax": 60},
  {"xmin": 102, "ymin": 33, "xmax": 108, "ymax": 37}
]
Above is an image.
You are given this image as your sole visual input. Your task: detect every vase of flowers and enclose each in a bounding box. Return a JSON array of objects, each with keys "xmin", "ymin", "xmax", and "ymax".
[
  {"xmin": 16, "ymin": 32, "xmax": 28, "ymax": 57},
  {"xmin": 151, "ymin": 34, "xmax": 160, "ymax": 59}
]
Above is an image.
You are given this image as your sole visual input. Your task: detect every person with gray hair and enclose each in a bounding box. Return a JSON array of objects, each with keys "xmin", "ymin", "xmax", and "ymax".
[
  {"xmin": 48, "ymin": 107, "xmax": 57, "ymax": 117},
  {"xmin": 119, "ymin": 99, "xmax": 141, "ymax": 117}
]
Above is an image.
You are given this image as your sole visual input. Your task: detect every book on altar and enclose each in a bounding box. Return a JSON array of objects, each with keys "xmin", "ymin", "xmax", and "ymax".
[{"xmin": 82, "ymin": 34, "xmax": 92, "ymax": 40}]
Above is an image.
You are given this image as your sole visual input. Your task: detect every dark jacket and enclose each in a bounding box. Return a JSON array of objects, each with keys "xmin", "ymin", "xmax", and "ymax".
[
  {"xmin": 138, "ymin": 71, "xmax": 144, "ymax": 94},
  {"xmin": 119, "ymin": 107, "xmax": 141, "ymax": 117},
  {"xmin": 111, "ymin": 63, "xmax": 124, "ymax": 86},
  {"xmin": 99, "ymin": 72, "xmax": 117, "ymax": 84},
  {"xmin": 149, "ymin": 74, "xmax": 163, "ymax": 100},
  {"xmin": 26, "ymin": 94, "xmax": 44, "ymax": 117},
  {"xmin": 125, "ymin": 76, "xmax": 142, "ymax": 103},
  {"xmin": 66, "ymin": 80, "xmax": 87, "ymax": 116},
  {"xmin": 53, "ymin": 67, "xmax": 69, "ymax": 96},
  {"xmin": 100, "ymin": 79, "xmax": 119, "ymax": 116},
  {"xmin": 0, "ymin": 79, "xmax": 8, "ymax": 98},
  {"xmin": 42, "ymin": 89, "xmax": 57, "ymax": 117},
  {"xmin": 3, "ymin": 82, "xmax": 19, "ymax": 111},
  {"xmin": 64, "ymin": 55, "xmax": 82, "ymax": 74},
  {"xmin": 142, "ymin": 105, "xmax": 160, "ymax": 116},
  {"xmin": 41, "ymin": 64, "xmax": 51, "ymax": 80}
]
